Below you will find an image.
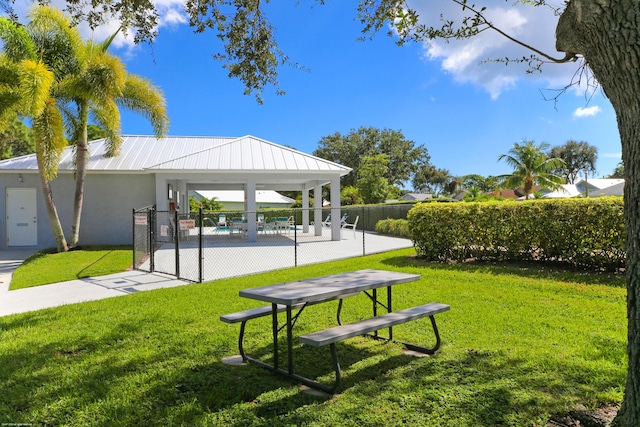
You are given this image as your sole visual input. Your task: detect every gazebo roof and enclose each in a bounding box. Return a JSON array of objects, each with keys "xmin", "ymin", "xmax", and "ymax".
[{"xmin": 0, "ymin": 135, "xmax": 352, "ymax": 177}]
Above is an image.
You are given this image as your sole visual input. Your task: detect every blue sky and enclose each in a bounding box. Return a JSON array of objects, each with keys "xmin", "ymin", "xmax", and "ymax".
[{"xmin": 35, "ymin": 1, "xmax": 625, "ymax": 181}]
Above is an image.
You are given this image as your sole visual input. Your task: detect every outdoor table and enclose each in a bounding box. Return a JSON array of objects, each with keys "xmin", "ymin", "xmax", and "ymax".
[{"xmin": 238, "ymin": 269, "xmax": 420, "ymax": 391}]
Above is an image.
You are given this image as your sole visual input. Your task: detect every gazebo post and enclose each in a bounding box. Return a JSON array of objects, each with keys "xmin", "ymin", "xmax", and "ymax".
[
  {"xmin": 302, "ymin": 189, "xmax": 310, "ymax": 233},
  {"xmin": 246, "ymin": 180, "xmax": 257, "ymax": 242},
  {"xmin": 330, "ymin": 176, "xmax": 341, "ymax": 241},
  {"xmin": 314, "ymin": 183, "xmax": 323, "ymax": 236}
]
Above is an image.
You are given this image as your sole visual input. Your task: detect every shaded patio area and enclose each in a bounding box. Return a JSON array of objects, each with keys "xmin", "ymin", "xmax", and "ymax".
[{"xmin": 143, "ymin": 227, "xmax": 414, "ymax": 282}]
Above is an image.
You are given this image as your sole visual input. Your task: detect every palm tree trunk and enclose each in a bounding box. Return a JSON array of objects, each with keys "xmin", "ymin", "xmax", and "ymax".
[
  {"xmin": 36, "ymin": 152, "xmax": 68, "ymax": 252},
  {"xmin": 69, "ymin": 103, "xmax": 89, "ymax": 247}
]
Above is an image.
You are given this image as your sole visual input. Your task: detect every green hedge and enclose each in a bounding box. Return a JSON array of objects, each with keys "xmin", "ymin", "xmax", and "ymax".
[
  {"xmin": 407, "ymin": 198, "xmax": 625, "ymax": 270},
  {"xmin": 375, "ymin": 218, "xmax": 410, "ymax": 238}
]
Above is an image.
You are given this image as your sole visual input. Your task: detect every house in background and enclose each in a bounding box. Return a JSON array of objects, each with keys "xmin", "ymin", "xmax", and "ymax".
[
  {"xmin": 585, "ymin": 181, "xmax": 624, "ymax": 197},
  {"xmin": 401, "ymin": 193, "xmax": 433, "ymax": 202},
  {"xmin": 491, "ymin": 189, "xmax": 524, "ymax": 199},
  {"xmin": 541, "ymin": 178, "xmax": 624, "ymax": 198},
  {"xmin": 539, "ymin": 184, "xmax": 583, "ymax": 199},
  {"xmin": 190, "ymin": 190, "xmax": 295, "ymax": 210},
  {"xmin": 0, "ymin": 135, "xmax": 351, "ymax": 249}
]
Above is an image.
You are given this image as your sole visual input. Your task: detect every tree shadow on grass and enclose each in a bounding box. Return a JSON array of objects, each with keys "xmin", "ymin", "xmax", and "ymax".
[
  {"xmin": 380, "ymin": 255, "xmax": 625, "ymax": 288},
  {"xmin": 0, "ymin": 320, "xmax": 623, "ymax": 426}
]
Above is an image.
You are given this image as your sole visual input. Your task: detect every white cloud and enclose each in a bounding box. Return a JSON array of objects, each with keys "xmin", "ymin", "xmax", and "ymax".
[
  {"xmin": 11, "ymin": 0, "xmax": 188, "ymax": 50},
  {"xmin": 573, "ymin": 105, "xmax": 602, "ymax": 118},
  {"xmin": 603, "ymin": 152, "xmax": 622, "ymax": 159},
  {"xmin": 406, "ymin": 0, "xmax": 581, "ymax": 98}
]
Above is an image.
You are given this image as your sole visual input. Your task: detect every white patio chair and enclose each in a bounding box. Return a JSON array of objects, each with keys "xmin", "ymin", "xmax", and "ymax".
[{"xmin": 341, "ymin": 215, "xmax": 359, "ymax": 238}]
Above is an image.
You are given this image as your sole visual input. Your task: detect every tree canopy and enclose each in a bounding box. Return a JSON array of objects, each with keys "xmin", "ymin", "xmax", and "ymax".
[
  {"xmin": 356, "ymin": 154, "xmax": 393, "ymax": 204},
  {"xmin": 547, "ymin": 140, "xmax": 598, "ymax": 184},
  {"xmin": 609, "ymin": 161, "xmax": 624, "ymax": 179},
  {"xmin": 313, "ymin": 126, "xmax": 430, "ymax": 189},
  {"xmin": 412, "ymin": 165, "xmax": 452, "ymax": 196},
  {"xmin": 0, "ymin": 116, "xmax": 33, "ymax": 159},
  {"xmin": 497, "ymin": 140, "xmax": 565, "ymax": 200}
]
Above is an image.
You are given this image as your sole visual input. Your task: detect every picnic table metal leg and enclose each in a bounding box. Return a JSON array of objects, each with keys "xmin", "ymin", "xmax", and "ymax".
[
  {"xmin": 400, "ymin": 315, "xmax": 442, "ymax": 354},
  {"xmin": 272, "ymin": 303, "xmax": 279, "ymax": 370},
  {"xmin": 238, "ymin": 320, "xmax": 248, "ymax": 361},
  {"xmin": 372, "ymin": 289, "xmax": 378, "ymax": 338},
  {"xmin": 387, "ymin": 286, "xmax": 393, "ymax": 341},
  {"xmin": 287, "ymin": 306, "xmax": 294, "ymax": 374},
  {"xmin": 328, "ymin": 343, "xmax": 342, "ymax": 392}
]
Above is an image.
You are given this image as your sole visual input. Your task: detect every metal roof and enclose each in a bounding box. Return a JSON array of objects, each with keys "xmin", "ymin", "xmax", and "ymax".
[{"xmin": 0, "ymin": 135, "xmax": 352, "ymax": 175}]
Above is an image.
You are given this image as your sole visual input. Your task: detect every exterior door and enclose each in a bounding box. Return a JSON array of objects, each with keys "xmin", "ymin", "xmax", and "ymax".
[{"xmin": 6, "ymin": 187, "xmax": 37, "ymax": 246}]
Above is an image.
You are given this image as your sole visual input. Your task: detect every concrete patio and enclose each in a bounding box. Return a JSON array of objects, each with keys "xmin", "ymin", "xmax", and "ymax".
[{"xmin": 142, "ymin": 228, "xmax": 414, "ymax": 282}]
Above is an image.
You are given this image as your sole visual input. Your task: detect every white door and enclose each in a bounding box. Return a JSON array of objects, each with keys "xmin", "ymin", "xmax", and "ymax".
[{"xmin": 6, "ymin": 188, "xmax": 37, "ymax": 246}]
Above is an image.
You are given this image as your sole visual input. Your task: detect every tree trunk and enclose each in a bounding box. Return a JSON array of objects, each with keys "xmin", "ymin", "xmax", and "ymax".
[
  {"xmin": 557, "ymin": 1, "xmax": 640, "ymax": 425},
  {"xmin": 36, "ymin": 152, "xmax": 68, "ymax": 253},
  {"xmin": 69, "ymin": 103, "xmax": 89, "ymax": 247}
]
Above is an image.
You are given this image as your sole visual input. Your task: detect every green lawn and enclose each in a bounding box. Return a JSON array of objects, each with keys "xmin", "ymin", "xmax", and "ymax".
[
  {"xmin": 9, "ymin": 246, "xmax": 133, "ymax": 290},
  {"xmin": 0, "ymin": 248, "xmax": 626, "ymax": 426}
]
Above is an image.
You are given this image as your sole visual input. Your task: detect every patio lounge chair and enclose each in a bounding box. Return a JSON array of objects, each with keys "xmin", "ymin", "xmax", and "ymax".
[
  {"xmin": 275, "ymin": 217, "xmax": 290, "ymax": 234},
  {"xmin": 217, "ymin": 214, "xmax": 227, "ymax": 228},
  {"xmin": 322, "ymin": 213, "xmax": 331, "ymax": 227},
  {"xmin": 230, "ymin": 217, "xmax": 245, "ymax": 235},
  {"xmin": 322, "ymin": 213, "xmax": 347, "ymax": 228},
  {"xmin": 341, "ymin": 215, "xmax": 359, "ymax": 238}
]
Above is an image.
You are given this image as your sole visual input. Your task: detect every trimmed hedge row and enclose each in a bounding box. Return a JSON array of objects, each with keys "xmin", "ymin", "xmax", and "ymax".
[
  {"xmin": 375, "ymin": 218, "xmax": 410, "ymax": 238},
  {"xmin": 407, "ymin": 198, "xmax": 625, "ymax": 270}
]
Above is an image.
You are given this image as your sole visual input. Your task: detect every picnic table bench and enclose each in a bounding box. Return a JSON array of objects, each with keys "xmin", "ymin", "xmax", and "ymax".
[{"xmin": 220, "ymin": 269, "xmax": 450, "ymax": 393}]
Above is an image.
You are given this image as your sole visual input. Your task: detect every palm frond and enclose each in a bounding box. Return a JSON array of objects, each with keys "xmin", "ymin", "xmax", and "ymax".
[
  {"xmin": 0, "ymin": 18, "xmax": 38, "ymax": 61},
  {"xmin": 118, "ymin": 74, "xmax": 168, "ymax": 137},
  {"xmin": 28, "ymin": 5, "xmax": 85, "ymax": 78},
  {"xmin": 91, "ymin": 100, "xmax": 122, "ymax": 156},
  {"xmin": 18, "ymin": 58, "xmax": 54, "ymax": 117},
  {"xmin": 33, "ymin": 97, "xmax": 66, "ymax": 180}
]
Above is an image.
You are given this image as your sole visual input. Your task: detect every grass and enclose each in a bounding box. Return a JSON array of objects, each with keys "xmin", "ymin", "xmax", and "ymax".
[
  {"xmin": 9, "ymin": 246, "xmax": 133, "ymax": 290},
  {"xmin": 0, "ymin": 248, "xmax": 627, "ymax": 426}
]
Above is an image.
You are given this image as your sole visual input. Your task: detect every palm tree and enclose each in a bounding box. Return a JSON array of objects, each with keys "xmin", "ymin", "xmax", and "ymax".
[
  {"xmin": 497, "ymin": 140, "xmax": 565, "ymax": 200},
  {"xmin": 57, "ymin": 28, "xmax": 169, "ymax": 246},
  {"xmin": 0, "ymin": 7, "xmax": 81, "ymax": 252}
]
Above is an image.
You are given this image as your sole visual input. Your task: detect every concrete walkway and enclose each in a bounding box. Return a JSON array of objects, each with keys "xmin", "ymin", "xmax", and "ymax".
[{"xmin": 0, "ymin": 250, "xmax": 189, "ymax": 317}]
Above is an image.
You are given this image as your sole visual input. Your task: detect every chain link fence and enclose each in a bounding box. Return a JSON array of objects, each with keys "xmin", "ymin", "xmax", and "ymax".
[{"xmin": 133, "ymin": 204, "xmax": 415, "ymax": 283}]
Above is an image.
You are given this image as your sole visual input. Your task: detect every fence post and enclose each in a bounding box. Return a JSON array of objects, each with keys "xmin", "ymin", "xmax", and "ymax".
[
  {"xmin": 199, "ymin": 207, "xmax": 203, "ymax": 283},
  {"xmin": 150, "ymin": 206, "xmax": 155, "ymax": 272},
  {"xmin": 174, "ymin": 209, "xmax": 180, "ymax": 279},
  {"xmin": 294, "ymin": 210, "xmax": 298, "ymax": 267},
  {"xmin": 132, "ymin": 208, "xmax": 136, "ymax": 269},
  {"xmin": 362, "ymin": 206, "xmax": 366, "ymax": 256}
]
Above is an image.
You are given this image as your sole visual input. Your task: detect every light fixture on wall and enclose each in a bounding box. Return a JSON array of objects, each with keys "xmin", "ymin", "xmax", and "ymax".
[{"xmin": 18, "ymin": 173, "xmax": 23, "ymax": 182}]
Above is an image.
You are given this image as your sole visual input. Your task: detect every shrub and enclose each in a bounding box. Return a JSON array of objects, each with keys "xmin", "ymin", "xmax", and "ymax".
[
  {"xmin": 408, "ymin": 197, "xmax": 625, "ymax": 270},
  {"xmin": 375, "ymin": 218, "xmax": 410, "ymax": 238}
]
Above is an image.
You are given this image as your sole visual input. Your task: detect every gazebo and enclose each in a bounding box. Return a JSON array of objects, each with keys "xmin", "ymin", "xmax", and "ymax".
[{"xmin": 0, "ymin": 135, "xmax": 352, "ymax": 249}]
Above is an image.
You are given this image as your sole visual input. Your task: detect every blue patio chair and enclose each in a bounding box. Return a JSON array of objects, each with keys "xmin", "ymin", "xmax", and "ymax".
[{"xmin": 322, "ymin": 213, "xmax": 331, "ymax": 227}]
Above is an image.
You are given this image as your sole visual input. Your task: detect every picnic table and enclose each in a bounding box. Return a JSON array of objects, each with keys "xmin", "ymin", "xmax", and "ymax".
[{"xmin": 221, "ymin": 269, "xmax": 450, "ymax": 393}]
